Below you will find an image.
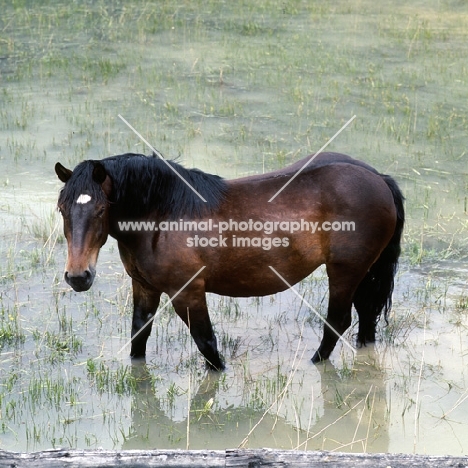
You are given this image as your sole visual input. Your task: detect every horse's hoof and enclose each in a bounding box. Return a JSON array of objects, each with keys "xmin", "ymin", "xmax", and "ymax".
[
  {"xmin": 130, "ymin": 354, "xmax": 146, "ymax": 362},
  {"xmin": 311, "ymin": 350, "xmax": 328, "ymax": 364},
  {"xmin": 206, "ymin": 358, "xmax": 225, "ymax": 372},
  {"xmin": 130, "ymin": 348, "xmax": 146, "ymax": 359},
  {"xmin": 357, "ymin": 332, "xmax": 376, "ymax": 346}
]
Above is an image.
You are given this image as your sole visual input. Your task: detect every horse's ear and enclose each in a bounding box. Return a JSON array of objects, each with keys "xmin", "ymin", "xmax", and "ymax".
[
  {"xmin": 55, "ymin": 162, "xmax": 73, "ymax": 183},
  {"xmin": 92, "ymin": 162, "xmax": 107, "ymax": 185}
]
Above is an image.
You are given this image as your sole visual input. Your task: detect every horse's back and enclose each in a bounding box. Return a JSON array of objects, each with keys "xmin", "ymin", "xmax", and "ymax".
[{"xmin": 230, "ymin": 152, "xmax": 380, "ymax": 185}]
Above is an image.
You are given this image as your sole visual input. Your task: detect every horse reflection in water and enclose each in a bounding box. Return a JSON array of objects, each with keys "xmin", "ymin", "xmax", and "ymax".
[
  {"xmin": 121, "ymin": 363, "xmax": 301, "ymax": 449},
  {"xmin": 55, "ymin": 152, "xmax": 404, "ymax": 369},
  {"xmin": 121, "ymin": 347, "xmax": 388, "ymax": 451}
]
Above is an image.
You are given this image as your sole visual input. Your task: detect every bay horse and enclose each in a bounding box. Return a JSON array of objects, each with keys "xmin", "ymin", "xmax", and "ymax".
[{"xmin": 55, "ymin": 152, "xmax": 404, "ymax": 371}]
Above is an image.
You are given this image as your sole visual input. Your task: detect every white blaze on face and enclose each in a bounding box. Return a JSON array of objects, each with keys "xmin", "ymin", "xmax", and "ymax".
[{"xmin": 76, "ymin": 194, "xmax": 92, "ymax": 204}]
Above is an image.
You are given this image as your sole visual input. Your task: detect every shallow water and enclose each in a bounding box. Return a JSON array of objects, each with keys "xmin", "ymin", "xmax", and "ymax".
[
  {"xmin": 1, "ymin": 229, "xmax": 468, "ymax": 454},
  {"xmin": 1, "ymin": 0, "xmax": 468, "ymax": 456}
]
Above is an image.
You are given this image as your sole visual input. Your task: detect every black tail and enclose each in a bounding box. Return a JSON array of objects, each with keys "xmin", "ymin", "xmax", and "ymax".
[{"xmin": 353, "ymin": 174, "xmax": 405, "ymax": 344}]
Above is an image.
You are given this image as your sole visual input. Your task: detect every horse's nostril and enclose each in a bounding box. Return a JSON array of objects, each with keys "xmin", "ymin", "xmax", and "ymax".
[
  {"xmin": 64, "ymin": 269, "xmax": 94, "ymax": 292},
  {"xmin": 65, "ymin": 270, "xmax": 90, "ymax": 280},
  {"xmin": 83, "ymin": 270, "xmax": 92, "ymax": 281}
]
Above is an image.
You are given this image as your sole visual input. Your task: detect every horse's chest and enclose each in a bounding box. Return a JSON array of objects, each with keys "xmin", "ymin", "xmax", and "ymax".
[{"xmin": 117, "ymin": 242, "xmax": 154, "ymax": 284}]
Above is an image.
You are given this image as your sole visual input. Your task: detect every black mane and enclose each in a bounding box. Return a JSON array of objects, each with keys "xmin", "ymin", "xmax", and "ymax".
[{"xmin": 60, "ymin": 153, "xmax": 228, "ymax": 219}]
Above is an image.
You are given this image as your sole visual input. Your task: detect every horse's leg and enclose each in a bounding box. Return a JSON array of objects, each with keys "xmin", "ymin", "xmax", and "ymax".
[
  {"xmin": 171, "ymin": 289, "xmax": 224, "ymax": 371},
  {"xmin": 130, "ymin": 279, "xmax": 161, "ymax": 358},
  {"xmin": 312, "ymin": 263, "xmax": 363, "ymax": 363},
  {"xmin": 354, "ymin": 286, "xmax": 378, "ymax": 344}
]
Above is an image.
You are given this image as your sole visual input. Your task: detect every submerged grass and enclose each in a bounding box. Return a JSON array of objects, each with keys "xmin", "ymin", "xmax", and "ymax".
[{"xmin": 0, "ymin": 0, "xmax": 468, "ymax": 455}]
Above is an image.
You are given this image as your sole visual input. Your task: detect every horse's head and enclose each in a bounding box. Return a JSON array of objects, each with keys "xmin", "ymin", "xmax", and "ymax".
[{"xmin": 55, "ymin": 161, "xmax": 111, "ymax": 292}]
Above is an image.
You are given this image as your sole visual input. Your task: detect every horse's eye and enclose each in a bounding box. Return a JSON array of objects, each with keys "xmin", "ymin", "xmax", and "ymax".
[{"xmin": 96, "ymin": 207, "xmax": 105, "ymax": 218}]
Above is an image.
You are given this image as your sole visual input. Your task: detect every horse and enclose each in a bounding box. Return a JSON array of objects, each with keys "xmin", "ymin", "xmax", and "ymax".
[{"xmin": 55, "ymin": 151, "xmax": 404, "ymax": 371}]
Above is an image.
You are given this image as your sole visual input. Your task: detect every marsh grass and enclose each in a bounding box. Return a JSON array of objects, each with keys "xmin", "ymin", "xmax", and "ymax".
[
  {"xmin": 0, "ymin": 304, "xmax": 25, "ymax": 349},
  {"xmin": 1, "ymin": 0, "xmax": 468, "ymax": 455}
]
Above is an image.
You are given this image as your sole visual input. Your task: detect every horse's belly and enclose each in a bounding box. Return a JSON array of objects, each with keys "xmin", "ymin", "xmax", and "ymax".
[{"xmin": 204, "ymin": 260, "xmax": 323, "ymax": 298}]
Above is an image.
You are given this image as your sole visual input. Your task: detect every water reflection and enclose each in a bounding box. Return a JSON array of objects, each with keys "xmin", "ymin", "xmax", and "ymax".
[
  {"xmin": 122, "ymin": 362, "xmax": 303, "ymax": 449},
  {"xmin": 307, "ymin": 347, "xmax": 389, "ymax": 453},
  {"xmin": 123, "ymin": 347, "xmax": 389, "ymax": 452}
]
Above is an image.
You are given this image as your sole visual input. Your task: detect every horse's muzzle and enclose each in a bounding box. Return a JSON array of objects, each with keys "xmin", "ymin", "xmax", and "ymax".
[{"xmin": 64, "ymin": 268, "xmax": 95, "ymax": 292}]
